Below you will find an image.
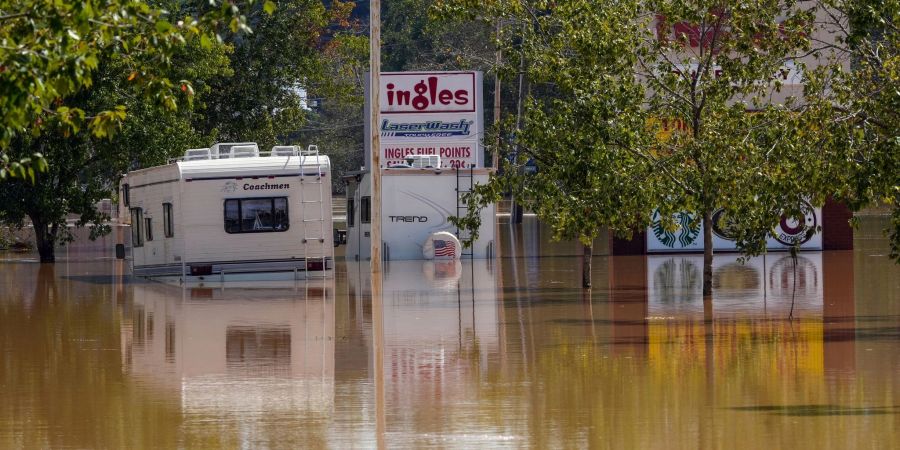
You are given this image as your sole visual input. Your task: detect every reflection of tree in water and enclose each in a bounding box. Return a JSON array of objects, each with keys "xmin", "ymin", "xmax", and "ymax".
[
  {"xmin": 713, "ymin": 263, "xmax": 760, "ymax": 291},
  {"xmin": 769, "ymin": 255, "xmax": 818, "ymax": 298},
  {"xmin": 653, "ymin": 258, "xmax": 700, "ymax": 302}
]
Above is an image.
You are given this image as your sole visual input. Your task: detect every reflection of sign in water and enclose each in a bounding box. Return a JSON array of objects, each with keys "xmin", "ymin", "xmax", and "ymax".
[
  {"xmin": 650, "ymin": 210, "xmax": 701, "ymax": 248},
  {"xmin": 647, "ymin": 254, "xmax": 823, "ymax": 316},
  {"xmin": 652, "ymin": 257, "xmax": 700, "ymax": 303},
  {"xmin": 713, "ymin": 262, "xmax": 760, "ymax": 291},
  {"xmin": 769, "ymin": 255, "xmax": 819, "ymax": 298}
]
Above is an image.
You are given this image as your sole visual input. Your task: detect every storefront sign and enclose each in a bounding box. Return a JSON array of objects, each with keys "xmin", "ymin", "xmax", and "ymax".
[
  {"xmin": 367, "ymin": 71, "xmax": 484, "ymax": 169},
  {"xmin": 647, "ymin": 203, "xmax": 823, "ymax": 252}
]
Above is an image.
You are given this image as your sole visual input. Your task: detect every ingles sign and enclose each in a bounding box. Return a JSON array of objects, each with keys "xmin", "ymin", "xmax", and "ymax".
[
  {"xmin": 367, "ymin": 71, "xmax": 484, "ymax": 169},
  {"xmin": 381, "ymin": 73, "xmax": 476, "ymax": 114}
]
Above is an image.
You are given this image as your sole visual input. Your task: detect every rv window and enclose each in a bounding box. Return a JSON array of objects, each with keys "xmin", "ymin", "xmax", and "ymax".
[
  {"xmin": 145, "ymin": 217, "xmax": 153, "ymax": 241},
  {"xmin": 130, "ymin": 208, "xmax": 144, "ymax": 247},
  {"xmin": 347, "ymin": 198, "xmax": 355, "ymax": 228},
  {"xmin": 224, "ymin": 197, "xmax": 289, "ymax": 233},
  {"xmin": 122, "ymin": 184, "xmax": 130, "ymax": 207},
  {"xmin": 361, "ymin": 196, "xmax": 371, "ymax": 224},
  {"xmin": 163, "ymin": 203, "xmax": 174, "ymax": 237}
]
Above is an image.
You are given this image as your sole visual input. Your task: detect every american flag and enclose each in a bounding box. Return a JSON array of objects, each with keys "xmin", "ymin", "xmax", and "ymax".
[{"xmin": 434, "ymin": 239, "xmax": 456, "ymax": 257}]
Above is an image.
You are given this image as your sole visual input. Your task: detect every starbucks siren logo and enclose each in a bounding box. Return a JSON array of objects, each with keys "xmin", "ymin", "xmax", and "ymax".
[{"xmin": 651, "ymin": 210, "xmax": 701, "ymax": 248}]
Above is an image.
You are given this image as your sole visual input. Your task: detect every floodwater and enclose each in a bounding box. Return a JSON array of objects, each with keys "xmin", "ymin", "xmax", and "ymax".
[{"xmin": 1, "ymin": 216, "xmax": 899, "ymax": 449}]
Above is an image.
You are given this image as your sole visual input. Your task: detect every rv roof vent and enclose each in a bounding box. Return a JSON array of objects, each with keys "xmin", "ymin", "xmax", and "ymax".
[
  {"xmin": 210, "ymin": 142, "xmax": 258, "ymax": 159},
  {"xmin": 271, "ymin": 145, "xmax": 297, "ymax": 156},
  {"xmin": 301, "ymin": 144, "xmax": 319, "ymax": 156},
  {"xmin": 407, "ymin": 154, "xmax": 441, "ymax": 169},
  {"xmin": 184, "ymin": 148, "xmax": 211, "ymax": 161},
  {"xmin": 230, "ymin": 145, "xmax": 259, "ymax": 158}
]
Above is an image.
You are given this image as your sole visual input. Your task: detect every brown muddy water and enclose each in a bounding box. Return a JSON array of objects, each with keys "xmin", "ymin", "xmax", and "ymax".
[{"xmin": 1, "ymin": 216, "xmax": 899, "ymax": 449}]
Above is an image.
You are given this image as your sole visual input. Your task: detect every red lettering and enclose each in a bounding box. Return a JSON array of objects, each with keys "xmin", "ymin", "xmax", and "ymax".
[
  {"xmin": 396, "ymin": 90, "xmax": 411, "ymax": 105},
  {"xmin": 384, "ymin": 76, "xmax": 473, "ymax": 110},
  {"xmin": 454, "ymin": 90, "xmax": 468, "ymax": 105},
  {"xmin": 428, "ymin": 76, "xmax": 438, "ymax": 105},
  {"xmin": 438, "ymin": 89, "xmax": 453, "ymax": 104},
  {"xmin": 439, "ymin": 146, "xmax": 472, "ymax": 158}
]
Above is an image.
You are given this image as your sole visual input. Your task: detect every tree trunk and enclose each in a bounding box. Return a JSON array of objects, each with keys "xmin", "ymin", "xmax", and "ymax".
[
  {"xmin": 702, "ymin": 210, "xmax": 713, "ymax": 296},
  {"xmin": 582, "ymin": 242, "xmax": 592, "ymax": 288},
  {"xmin": 511, "ymin": 24, "xmax": 527, "ymax": 226},
  {"xmin": 32, "ymin": 220, "xmax": 56, "ymax": 263},
  {"xmin": 512, "ymin": 200, "xmax": 524, "ymax": 224}
]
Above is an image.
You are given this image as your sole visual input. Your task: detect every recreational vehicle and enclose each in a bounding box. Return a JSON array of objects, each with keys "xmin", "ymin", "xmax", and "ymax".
[
  {"xmin": 343, "ymin": 156, "xmax": 496, "ymax": 261},
  {"xmin": 120, "ymin": 143, "xmax": 334, "ymax": 283}
]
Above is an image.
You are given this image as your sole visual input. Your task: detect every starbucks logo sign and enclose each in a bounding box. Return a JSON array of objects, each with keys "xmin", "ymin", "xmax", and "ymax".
[{"xmin": 651, "ymin": 209, "xmax": 701, "ymax": 248}]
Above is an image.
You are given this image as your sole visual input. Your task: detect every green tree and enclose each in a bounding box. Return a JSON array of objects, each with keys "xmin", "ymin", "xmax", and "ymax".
[
  {"xmin": 0, "ymin": 42, "xmax": 232, "ymax": 262},
  {"xmin": 436, "ymin": 0, "xmax": 657, "ymax": 287},
  {"xmin": 440, "ymin": 0, "xmax": 835, "ymax": 291},
  {"xmin": 814, "ymin": 0, "xmax": 900, "ymax": 260},
  {"xmin": 0, "ymin": 0, "xmax": 268, "ymax": 149},
  {"xmin": 0, "ymin": 0, "xmax": 360, "ymax": 261},
  {"xmin": 195, "ymin": 0, "xmax": 355, "ymax": 150}
]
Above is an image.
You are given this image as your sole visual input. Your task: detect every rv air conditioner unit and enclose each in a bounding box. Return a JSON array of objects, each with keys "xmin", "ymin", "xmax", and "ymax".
[
  {"xmin": 210, "ymin": 142, "xmax": 258, "ymax": 159},
  {"xmin": 406, "ymin": 154, "xmax": 441, "ymax": 169},
  {"xmin": 301, "ymin": 145, "xmax": 319, "ymax": 156},
  {"xmin": 230, "ymin": 145, "xmax": 259, "ymax": 158},
  {"xmin": 271, "ymin": 145, "xmax": 297, "ymax": 156},
  {"xmin": 183, "ymin": 148, "xmax": 211, "ymax": 161}
]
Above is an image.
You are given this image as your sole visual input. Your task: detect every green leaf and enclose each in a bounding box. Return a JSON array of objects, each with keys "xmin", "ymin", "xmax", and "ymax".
[
  {"xmin": 156, "ymin": 20, "xmax": 173, "ymax": 34},
  {"xmin": 263, "ymin": 1, "xmax": 277, "ymax": 15}
]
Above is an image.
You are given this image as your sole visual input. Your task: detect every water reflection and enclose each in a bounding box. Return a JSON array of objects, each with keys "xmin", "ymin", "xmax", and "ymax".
[
  {"xmin": 647, "ymin": 253, "xmax": 824, "ymax": 316},
  {"xmin": 2, "ymin": 219, "xmax": 900, "ymax": 448},
  {"xmin": 122, "ymin": 281, "xmax": 335, "ymax": 448}
]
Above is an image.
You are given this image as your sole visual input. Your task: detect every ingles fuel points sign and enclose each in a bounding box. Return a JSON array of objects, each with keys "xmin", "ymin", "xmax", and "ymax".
[{"xmin": 366, "ymin": 71, "xmax": 484, "ymax": 169}]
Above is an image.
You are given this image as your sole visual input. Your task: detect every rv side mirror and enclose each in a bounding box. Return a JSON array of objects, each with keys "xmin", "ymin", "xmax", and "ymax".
[{"xmin": 115, "ymin": 244, "xmax": 126, "ymax": 259}]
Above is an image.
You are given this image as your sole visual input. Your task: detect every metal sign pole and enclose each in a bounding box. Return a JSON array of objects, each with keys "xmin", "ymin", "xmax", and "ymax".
[{"xmin": 369, "ymin": 0, "xmax": 382, "ymax": 273}]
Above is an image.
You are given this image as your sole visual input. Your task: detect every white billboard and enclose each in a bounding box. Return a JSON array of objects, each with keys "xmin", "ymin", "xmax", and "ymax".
[
  {"xmin": 366, "ymin": 71, "xmax": 484, "ymax": 169},
  {"xmin": 647, "ymin": 203, "xmax": 823, "ymax": 252}
]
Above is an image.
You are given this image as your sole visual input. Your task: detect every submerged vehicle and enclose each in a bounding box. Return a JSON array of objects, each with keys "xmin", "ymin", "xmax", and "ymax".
[
  {"xmin": 343, "ymin": 155, "xmax": 496, "ymax": 261},
  {"xmin": 119, "ymin": 143, "xmax": 334, "ymax": 283}
]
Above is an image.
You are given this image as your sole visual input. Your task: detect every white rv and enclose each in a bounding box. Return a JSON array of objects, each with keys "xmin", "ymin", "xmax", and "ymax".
[
  {"xmin": 119, "ymin": 143, "xmax": 334, "ymax": 282},
  {"xmin": 343, "ymin": 156, "xmax": 496, "ymax": 261}
]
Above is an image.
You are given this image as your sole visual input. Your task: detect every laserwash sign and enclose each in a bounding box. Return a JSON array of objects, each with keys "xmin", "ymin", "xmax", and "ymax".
[{"xmin": 366, "ymin": 71, "xmax": 484, "ymax": 169}]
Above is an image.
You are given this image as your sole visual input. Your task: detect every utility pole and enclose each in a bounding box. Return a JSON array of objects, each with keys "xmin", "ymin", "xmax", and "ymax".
[
  {"xmin": 369, "ymin": 0, "xmax": 382, "ymax": 273},
  {"xmin": 368, "ymin": 3, "xmax": 385, "ymax": 447}
]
